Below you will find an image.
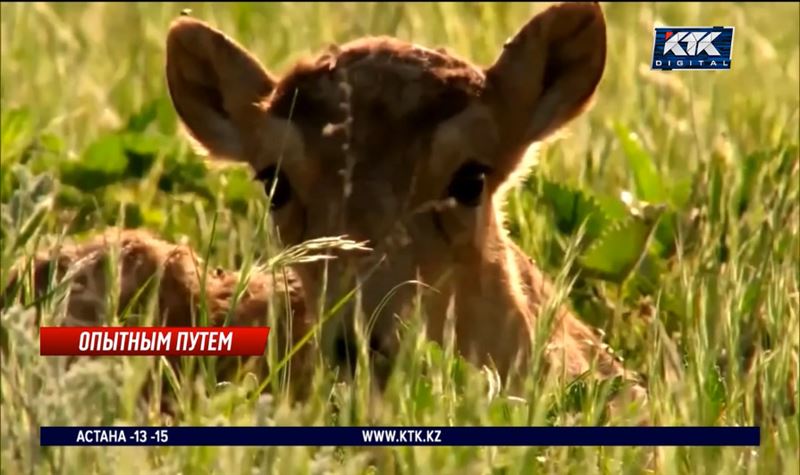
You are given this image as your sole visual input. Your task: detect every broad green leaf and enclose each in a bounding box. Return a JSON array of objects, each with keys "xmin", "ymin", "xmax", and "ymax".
[
  {"xmin": 61, "ymin": 134, "xmax": 128, "ymax": 191},
  {"xmin": 125, "ymin": 99, "xmax": 159, "ymax": 133},
  {"xmin": 0, "ymin": 107, "xmax": 34, "ymax": 162},
  {"xmin": 614, "ymin": 123, "xmax": 667, "ymax": 203},
  {"xmin": 56, "ymin": 184, "xmax": 91, "ymax": 208},
  {"xmin": 223, "ymin": 166, "xmax": 258, "ymax": 214},
  {"xmin": 525, "ymin": 176, "xmax": 625, "ymax": 244},
  {"xmin": 651, "ymin": 210, "xmax": 678, "ymax": 258},
  {"xmin": 125, "ymin": 96, "xmax": 179, "ymax": 135},
  {"xmin": 158, "ymin": 152, "xmax": 213, "ymax": 200},
  {"xmin": 594, "ymin": 194, "xmax": 630, "ymax": 222},
  {"xmin": 623, "ymin": 252, "xmax": 666, "ymax": 299},
  {"xmin": 670, "ymin": 176, "xmax": 693, "ymax": 209},
  {"xmin": 538, "ymin": 178, "xmax": 609, "ymax": 241},
  {"xmin": 578, "ymin": 204, "xmax": 665, "ymax": 284},
  {"xmin": 121, "ymin": 132, "xmax": 168, "ymax": 179}
]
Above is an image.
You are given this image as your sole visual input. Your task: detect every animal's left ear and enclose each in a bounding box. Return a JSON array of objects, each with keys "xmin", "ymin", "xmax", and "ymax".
[
  {"xmin": 165, "ymin": 17, "xmax": 276, "ymax": 161},
  {"xmin": 483, "ymin": 2, "xmax": 606, "ymax": 174}
]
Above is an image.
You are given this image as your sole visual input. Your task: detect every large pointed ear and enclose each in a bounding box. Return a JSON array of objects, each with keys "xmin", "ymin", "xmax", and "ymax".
[
  {"xmin": 165, "ymin": 17, "xmax": 276, "ymax": 160},
  {"xmin": 483, "ymin": 2, "xmax": 606, "ymax": 174}
]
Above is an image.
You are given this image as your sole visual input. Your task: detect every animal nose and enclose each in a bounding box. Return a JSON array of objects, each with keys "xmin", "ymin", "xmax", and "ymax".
[
  {"xmin": 333, "ymin": 330, "xmax": 358, "ymax": 374},
  {"xmin": 329, "ymin": 325, "xmax": 393, "ymax": 374},
  {"xmin": 343, "ymin": 183, "xmax": 397, "ymax": 246}
]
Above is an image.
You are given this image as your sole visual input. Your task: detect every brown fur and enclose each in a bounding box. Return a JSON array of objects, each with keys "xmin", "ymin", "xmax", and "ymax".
[
  {"xmin": 3, "ymin": 229, "xmax": 314, "ymax": 397},
  {"xmin": 169, "ymin": 2, "xmax": 646, "ymax": 413},
  {"xmin": 8, "ymin": 3, "xmax": 649, "ymax": 416}
]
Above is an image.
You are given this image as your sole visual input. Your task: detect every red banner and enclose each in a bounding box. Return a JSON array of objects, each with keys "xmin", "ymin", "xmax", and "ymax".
[{"xmin": 40, "ymin": 327, "xmax": 270, "ymax": 356}]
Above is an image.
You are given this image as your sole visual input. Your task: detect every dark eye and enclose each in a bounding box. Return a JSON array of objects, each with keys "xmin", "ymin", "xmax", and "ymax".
[
  {"xmin": 447, "ymin": 161, "xmax": 490, "ymax": 207},
  {"xmin": 256, "ymin": 165, "xmax": 292, "ymax": 210}
]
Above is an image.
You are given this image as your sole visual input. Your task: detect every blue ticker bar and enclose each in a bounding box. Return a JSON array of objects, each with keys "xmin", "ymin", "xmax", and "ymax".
[{"xmin": 40, "ymin": 426, "xmax": 761, "ymax": 447}]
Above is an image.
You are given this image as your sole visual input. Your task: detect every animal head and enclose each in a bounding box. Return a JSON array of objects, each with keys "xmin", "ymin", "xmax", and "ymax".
[{"xmin": 165, "ymin": 2, "xmax": 607, "ymax": 378}]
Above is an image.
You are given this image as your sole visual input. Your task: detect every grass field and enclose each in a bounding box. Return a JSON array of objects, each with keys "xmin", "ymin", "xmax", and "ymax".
[{"xmin": 1, "ymin": 2, "xmax": 798, "ymax": 474}]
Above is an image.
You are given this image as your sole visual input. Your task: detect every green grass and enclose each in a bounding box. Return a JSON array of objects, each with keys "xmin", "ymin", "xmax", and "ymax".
[{"xmin": 1, "ymin": 2, "xmax": 798, "ymax": 474}]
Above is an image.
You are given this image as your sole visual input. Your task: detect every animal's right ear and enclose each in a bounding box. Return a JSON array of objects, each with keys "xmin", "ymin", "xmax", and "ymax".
[
  {"xmin": 482, "ymin": 3, "xmax": 606, "ymax": 179},
  {"xmin": 166, "ymin": 18, "xmax": 276, "ymax": 160}
]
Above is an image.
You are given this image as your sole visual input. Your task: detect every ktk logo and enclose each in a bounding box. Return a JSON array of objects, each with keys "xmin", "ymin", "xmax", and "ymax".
[
  {"xmin": 652, "ymin": 26, "xmax": 734, "ymax": 71},
  {"xmin": 663, "ymin": 31, "xmax": 721, "ymax": 56}
]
